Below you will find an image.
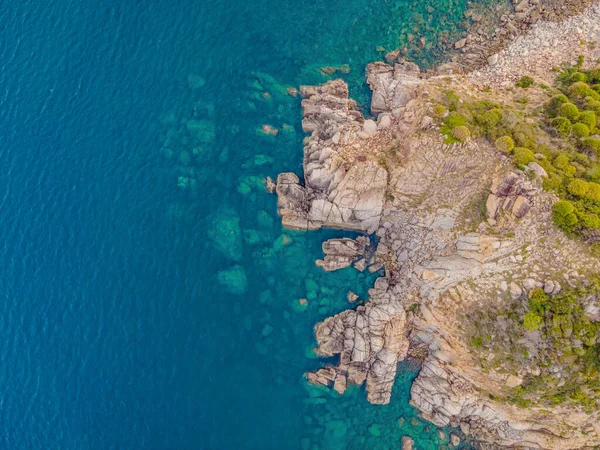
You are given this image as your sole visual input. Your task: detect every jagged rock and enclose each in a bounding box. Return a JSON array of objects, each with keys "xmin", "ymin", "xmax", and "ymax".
[
  {"xmin": 316, "ymin": 237, "xmax": 368, "ymax": 271},
  {"xmin": 487, "ymin": 172, "xmax": 536, "ymax": 221},
  {"xmin": 366, "ymin": 61, "xmax": 423, "ymax": 115},
  {"xmin": 310, "ymin": 280, "xmax": 409, "ymax": 404},
  {"xmin": 276, "ymin": 79, "xmax": 388, "ymax": 233}
]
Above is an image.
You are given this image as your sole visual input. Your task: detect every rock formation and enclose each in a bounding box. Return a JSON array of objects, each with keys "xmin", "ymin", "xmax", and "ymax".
[
  {"xmin": 306, "ymin": 278, "xmax": 409, "ymax": 404},
  {"xmin": 315, "ymin": 236, "xmax": 368, "ymax": 272},
  {"xmin": 276, "ymin": 79, "xmax": 388, "ymax": 233},
  {"xmin": 275, "ymin": 4, "xmax": 600, "ymax": 449}
]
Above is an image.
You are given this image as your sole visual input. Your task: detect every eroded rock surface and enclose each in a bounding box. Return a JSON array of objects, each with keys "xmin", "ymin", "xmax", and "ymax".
[
  {"xmin": 315, "ymin": 236, "xmax": 368, "ymax": 272},
  {"xmin": 306, "ymin": 278, "xmax": 409, "ymax": 404},
  {"xmin": 276, "ymin": 80, "xmax": 387, "ymax": 233}
]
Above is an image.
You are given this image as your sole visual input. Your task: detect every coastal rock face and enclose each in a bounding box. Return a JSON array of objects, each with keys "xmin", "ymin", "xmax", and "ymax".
[
  {"xmin": 277, "ymin": 9, "xmax": 600, "ymax": 447},
  {"xmin": 276, "ymin": 79, "xmax": 387, "ymax": 233},
  {"xmin": 307, "ymin": 278, "xmax": 409, "ymax": 404}
]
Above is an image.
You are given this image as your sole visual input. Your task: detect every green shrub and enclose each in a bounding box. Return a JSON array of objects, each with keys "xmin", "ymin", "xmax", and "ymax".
[
  {"xmin": 552, "ymin": 200, "xmax": 578, "ymax": 230},
  {"xmin": 433, "ymin": 105, "xmax": 447, "ymax": 116},
  {"xmin": 553, "ymin": 154, "xmax": 573, "ymax": 173},
  {"xmin": 567, "ymin": 179, "xmax": 590, "ymax": 197},
  {"xmin": 583, "ymin": 138, "xmax": 600, "ymax": 154},
  {"xmin": 513, "ymin": 147, "xmax": 535, "ymax": 166},
  {"xmin": 516, "ymin": 76, "xmax": 535, "ymax": 88},
  {"xmin": 529, "ymin": 288, "xmax": 548, "ymax": 315},
  {"xmin": 475, "ymin": 109, "xmax": 503, "ymax": 130},
  {"xmin": 451, "ymin": 126, "xmax": 470, "ymax": 141},
  {"xmin": 550, "ymin": 117, "xmax": 573, "ymax": 137},
  {"xmin": 588, "ymin": 68, "xmax": 600, "ymax": 83},
  {"xmin": 572, "ymin": 122, "xmax": 590, "ymax": 138},
  {"xmin": 558, "ymin": 103, "xmax": 580, "ymax": 121},
  {"xmin": 586, "ymin": 100, "xmax": 600, "ymax": 115},
  {"xmin": 523, "ymin": 312, "xmax": 543, "ymax": 332},
  {"xmin": 547, "ymin": 94, "xmax": 569, "ymax": 114},
  {"xmin": 587, "ymin": 183, "xmax": 600, "ymax": 201},
  {"xmin": 444, "ymin": 112, "xmax": 467, "ymax": 129},
  {"xmin": 568, "ymin": 81, "xmax": 595, "ymax": 99},
  {"xmin": 495, "ymin": 136, "xmax": 515, "ymax": 153},
  {"xmin": 579, "ymin": 111, "xmax": 597, "ymax": 129},
  {"xmin": 568, "ymin": 72, "xmax": 588, "ymax": 83}
]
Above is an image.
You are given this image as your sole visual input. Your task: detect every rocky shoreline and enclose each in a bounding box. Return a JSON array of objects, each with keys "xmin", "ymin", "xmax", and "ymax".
[{"xmin": 274, "ymin": 2, "xmax": 600, "ymax": 449}]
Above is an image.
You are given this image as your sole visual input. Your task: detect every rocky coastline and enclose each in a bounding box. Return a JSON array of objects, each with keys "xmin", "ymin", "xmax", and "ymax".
[{"xmin": 274, "ymin": 2, "xmax": 600, "ymax": 449}]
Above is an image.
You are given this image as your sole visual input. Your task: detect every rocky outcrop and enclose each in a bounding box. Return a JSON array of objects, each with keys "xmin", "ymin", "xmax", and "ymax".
[
  {"xmin": 366, "ymin": 61, "xmax": 423, "ymax": 115},
  {"xmin": 278, "ymin": 8, "xmax": 600, "ymax": 447},
  {"xmin": 486, "ymin": 172, "xmax": 536, "ymax": 222},
  {"xmin": 306, "ymin": 278, "xmax": 409, "ymax": 404},
  {"xmin": 276, "ymin": 79, "xmax": 388, "ymax": 233},
  {"xmin": 315, "ymin": 236, "xmax": 368, "ymax": 272}
]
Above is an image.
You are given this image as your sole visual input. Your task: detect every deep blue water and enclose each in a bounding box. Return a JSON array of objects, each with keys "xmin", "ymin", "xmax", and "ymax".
[{"xmin": 0, "ymin": 0, "xmax": 495, "ymax": 448}]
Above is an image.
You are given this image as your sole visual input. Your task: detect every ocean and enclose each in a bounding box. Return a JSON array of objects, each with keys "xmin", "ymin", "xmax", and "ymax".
[{"xmin": 0, "ymin": 0, "xmax": 499, "ymax": 448}]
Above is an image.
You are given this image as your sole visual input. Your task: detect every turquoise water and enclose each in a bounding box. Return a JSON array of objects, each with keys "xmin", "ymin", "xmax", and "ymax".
[{"xmin": 0, "ymin": 0, "xmax": 498, "ymax": 448}]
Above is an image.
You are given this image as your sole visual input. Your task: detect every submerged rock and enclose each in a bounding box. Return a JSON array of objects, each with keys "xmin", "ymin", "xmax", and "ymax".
[
  {"xmin": 217, "ymin": 265, "xmax": 247, "ymax": 295},
  {"xmin": 208, "ymin": 208, "xmax": 243, "ymax": 261}
]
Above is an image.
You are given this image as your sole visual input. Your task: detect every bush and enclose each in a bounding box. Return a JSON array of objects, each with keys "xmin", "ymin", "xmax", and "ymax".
[
  {"xmin": 552, "ymin": 200, "xmax": 578, "ymax": 230},
  {"xmin": 451, "ymin": 126, "xmax": 470, "ymax": 141},
  {"xmin": 550, "ymin": 117, "xmax": 573, "ymax": 137},
  {"xmin": 516, "ymin": 76, "xmax": 535, "ymax": 88},
  {"xmin": 588, "ymin": 68, "xmax": 600, "ymax": 83},
  {"xmin": 529, "ymin": 288, "xmax": 548, "ymax": 315},
  {"xmin": 513, "ymin": 147, "xmax": 535, "ymax": 166},
  {"xmin": 587, "ymin": 183, "xmax": 600, "ymax": 201},
  {"xmin": 583, "ymin": 138, "xmax": 600, "ymax": 154},
  {"xmin": 579, "ymin": 111, "xmax": 597, "ymax": 129},
  {"xmin": 547, "ymin": 94, "xmax": 569, "ymax": 114},
  {"xmin": 475, "ymin": 109, "xmax": 503, "ymax": 130},
  {"xmin": 558, "ymin": 103, "xmax": 580, "ymax": 121},
  {"xmin": 523, "ymin": 312, "xmax": 543, "ymax": 332},
  {"xmin": 587, "ymin": 100, "xmax": 600, "ymax": 115},
  {"xmin": 569, "ymin": 72, "xmax": 588, "ymax": 83},
  {"xmin": 553, "ymin": 154, "xmax": 572, "ymax": 172},
  {"xmin": 568, "ymin": 81, "xmax": 595, "ymax": 99},
  {"xmin": 433, "ymin": 105, "xmax": 446, "ymax": 116},
  {"xmin": 572, "ymin": 122, "xmax": 590, "ymax": 138},
  {"xmin": 495, "ymin": 136, "xmax": 515, "ymax": 153},
  {"xmin": 444, "ymin": 112, "xmax": 467, "ymax": 129},
  {"xmin": 567, "ymin": 179, "xmax": 590, "ymax": 197}
]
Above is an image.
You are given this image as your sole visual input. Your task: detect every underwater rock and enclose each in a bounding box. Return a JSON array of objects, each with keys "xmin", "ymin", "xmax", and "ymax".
[
  {"xmin": 187, "ymin": 73, "xmax": 206, "ymax": 90},
  {"xmin": 186, "ymin": 119, "xmax": 215, "ymax": 144},
  {"xmin": 217, "ymin": 265, "xmax": 248, "ymax": 295},
  {"xmin": 401, "ymin": 436, "xmax": 414, "ymax": 450},
  {"xmin": 208, "ymin": 208, "xmax": 243, "ymax": 261}
]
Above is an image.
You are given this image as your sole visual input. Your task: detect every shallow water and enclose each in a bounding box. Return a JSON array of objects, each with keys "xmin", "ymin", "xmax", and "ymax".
[{"xmin": 0, "ymin": 0, "xmax": 502, "ymax": 448}]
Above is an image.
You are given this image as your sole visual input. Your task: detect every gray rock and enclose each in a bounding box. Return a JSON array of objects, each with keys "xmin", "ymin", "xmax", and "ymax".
[
  {"xmin": 363, "ymin": 119, "xmax": 378, "ymax": 134},
  {"xmin": 450, "ymin": 433, "xmax": 460, "ymax": 446},
  {"xmin": 401, "ymin": 436, "xmax": 414, "ymax": 450}
]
